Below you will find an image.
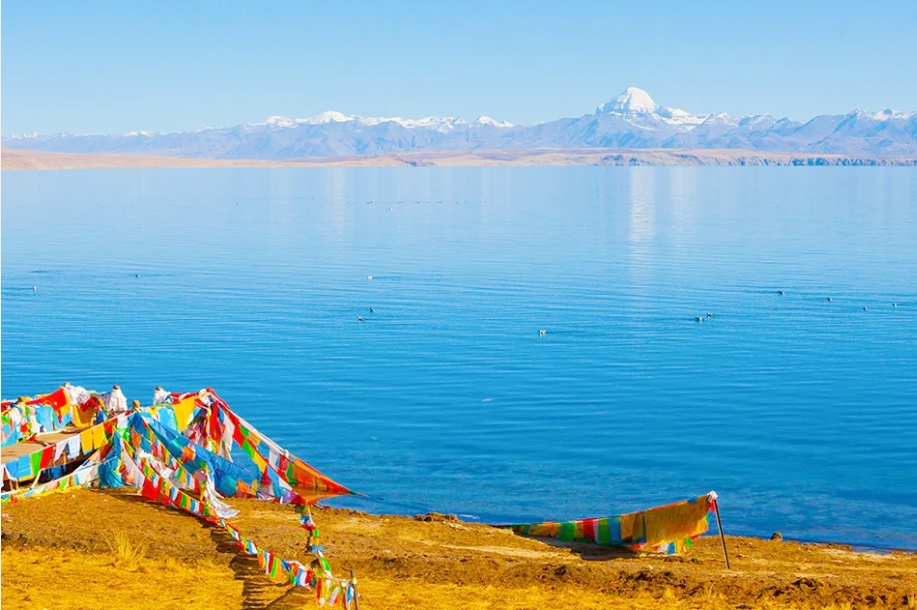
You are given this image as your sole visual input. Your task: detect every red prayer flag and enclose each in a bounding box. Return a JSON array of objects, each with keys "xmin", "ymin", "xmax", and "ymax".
[
  {"xmin": 141, "ymin": 479, "xmax": 159, "ymax": 501},
  {"xmin": 26, "ymin": 388, "xmax": 69, "ymax": 413},
  {"xmin": 582, "ymin": 518, "xmax": 597, "ymax": 542},
  {"xmin": 40, "ymin": 446, "xmax": 55, "ymax": 469}
]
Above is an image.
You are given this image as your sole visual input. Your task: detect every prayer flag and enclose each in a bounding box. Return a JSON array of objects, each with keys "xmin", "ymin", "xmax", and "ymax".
[{"xmin": 504, "ymin": 493, "xmax": 715, "ymax": 554}]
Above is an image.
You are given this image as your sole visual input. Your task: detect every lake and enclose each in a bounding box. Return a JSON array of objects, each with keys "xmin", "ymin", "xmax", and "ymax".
[{"xmin": 2, "ymin": 166, "xmax": 916, "ymax": 549}]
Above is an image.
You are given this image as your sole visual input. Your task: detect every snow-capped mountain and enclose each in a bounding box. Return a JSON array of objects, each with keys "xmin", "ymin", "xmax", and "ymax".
[
  {"xmin": 257, "ymin": 111, "xmax": 479, "ymax": 133},
  {"xmin": 4, "ymin": 88, "xmax": 916, "ymax": 159},
  {"xmin": 597, "ymin": 86, "xmax": 660, "ymax": 115}
]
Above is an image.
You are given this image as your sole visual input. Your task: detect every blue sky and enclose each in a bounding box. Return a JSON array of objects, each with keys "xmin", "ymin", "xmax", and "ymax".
[{"xmin": 3, "ymin": 0, "xmax": 916, "ymax": 135}]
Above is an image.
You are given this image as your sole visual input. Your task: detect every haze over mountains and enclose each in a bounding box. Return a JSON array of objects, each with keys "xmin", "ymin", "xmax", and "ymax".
[{"xmin": 5, "ymin": 87, "xmax": 917, "ymax": 159}]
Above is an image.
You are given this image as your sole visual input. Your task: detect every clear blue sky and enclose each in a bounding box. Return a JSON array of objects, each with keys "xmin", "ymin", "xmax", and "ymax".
[{"xmin": 3, "ymin": 0, "xmax": 916, "ymax": 135}]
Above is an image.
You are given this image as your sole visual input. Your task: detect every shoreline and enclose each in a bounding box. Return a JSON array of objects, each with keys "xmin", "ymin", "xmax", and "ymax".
[
  {"xmin": 3, "ymin": 488, "xmax": 915, "ymax": 609},
  {"xmin": 3, "ymin": 146, "xmax": 917, "ymax": 170}
]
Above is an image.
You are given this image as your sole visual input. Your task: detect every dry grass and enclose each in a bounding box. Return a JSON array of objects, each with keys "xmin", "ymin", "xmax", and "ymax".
[
  {"xmin": 2, "ymin": 545, "xmax": 241, "ymax": 610},
  {"xmin": 105, "ymin": 529, "xmax": 148, "ymax": 569}
]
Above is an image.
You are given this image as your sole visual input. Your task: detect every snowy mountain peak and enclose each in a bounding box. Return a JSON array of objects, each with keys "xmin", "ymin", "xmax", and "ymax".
[
  {"xmin": 597, "ymin": 87, "xmax": 658, "ymax": 115},
  {"xmin": 473, "ymin": 116, "xmax": 513, "ymax": 128},
  {"xmin": 849, "ymin": 108, "xmax": 917, "ymax": 122},
  {"xmin": 5, "ymin": 132, "xmax": 40, "ymax": 140},
  {"xmin": 374, "ymin": 116, "xmax": 465, "ymax": 131},
  {"xmin": 300, "ymin": 111, "xmax": 352, "ymax": 125},
  {"xmin": 264, "ymin": 116, "xmax": 297, "ymax": 127},
  {"xmin": 259, "ymin": 112, "xmax": 354, "ymax": 127}
]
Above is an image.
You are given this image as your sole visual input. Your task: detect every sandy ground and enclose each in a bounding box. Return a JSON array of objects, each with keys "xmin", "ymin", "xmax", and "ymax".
[
  {"xmin": 2, "ymin": 488, "xmax": 915, "ymax": 609},
  {"xmin": 3, "ymin": 147, "xmax": 916, "ymax": 170}
]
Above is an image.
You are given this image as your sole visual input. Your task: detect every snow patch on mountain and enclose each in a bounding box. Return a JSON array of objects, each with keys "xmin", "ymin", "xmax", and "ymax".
[
  {"xmin": 854, "ymin": 109, "xmax": 917, "ymax": 121},
  {"xmin": 262, "ymin": 116, "xmax": 294, "ymax": 127},
  {"xmin": 377, "ymin": 116, "xmax": 466, "ymax": 132},
  {"xmin": 298, "ymin": 111, "xmax": 352, "ymax": 125},
  {"xmin": 253, "ymin": 112, "xmax": 509, "ymax": 133},
  {"xmin": 473, "ymin": 116, "xmax": 513, "ymax": 128}
]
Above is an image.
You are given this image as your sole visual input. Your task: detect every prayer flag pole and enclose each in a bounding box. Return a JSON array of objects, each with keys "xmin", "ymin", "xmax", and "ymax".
[
  {"xmin": 30, "ymin": 468, "xmax": 45, "ymax": 489},
  {"xmin": 712, "ymin": 498, "xmax": 731, "ymax": 569},
  {"xmin": 351, "ymin": 570, "xmax": 360, "ymax": 610}
]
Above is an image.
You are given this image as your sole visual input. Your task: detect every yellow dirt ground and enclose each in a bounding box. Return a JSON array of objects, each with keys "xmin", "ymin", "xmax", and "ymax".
[{"xmin": 2, "ymin": 488, "xmax": 916, "ymax": 609}]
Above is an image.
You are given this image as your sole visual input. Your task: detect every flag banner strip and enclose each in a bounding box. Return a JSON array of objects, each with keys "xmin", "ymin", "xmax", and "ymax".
[{"xmin": 501, "ymin": 492, "xmax": 717, "ymax": 554}]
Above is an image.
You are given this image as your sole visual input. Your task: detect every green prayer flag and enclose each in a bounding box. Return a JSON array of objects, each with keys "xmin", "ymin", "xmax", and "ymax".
[
  {"xmin": 29, "ymin": 451, "xmax": 42, "ymax": 477},
  {"xmin": 596, "ymin": 518, "xmax": 611, "ymax": 544}
]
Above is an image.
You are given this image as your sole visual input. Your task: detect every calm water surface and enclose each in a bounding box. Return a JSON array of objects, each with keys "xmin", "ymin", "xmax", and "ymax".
[{"xmin": 3, "ymin": 167, "xmax": 916, "ymax": 549}]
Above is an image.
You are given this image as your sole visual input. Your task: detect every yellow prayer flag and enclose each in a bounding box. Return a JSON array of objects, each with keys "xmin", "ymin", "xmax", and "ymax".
[
  {"xmin": 71, "ymin": 403, "xmax": 95, "ymax": 428},
  {"xmin": 80, "ymin": 429, "xmax": 94, "ymax": 453},
  {"xmin": 251, "ymin": 450, "xmax": 268, "ymax": 472},
  {"xmin": 91, "ymin": 425, "xmax": 107, "ymax": 449},
  {"xmin": 643, "ymin": 495, "xmax": 711, "ymax": 548},
  {"xmin": 619, "ymin": 513, "xmax": 637, "ymax": 541},
  {"xmin": 172, "ymin": 397, "xmax": 197, "ymax": 430}
]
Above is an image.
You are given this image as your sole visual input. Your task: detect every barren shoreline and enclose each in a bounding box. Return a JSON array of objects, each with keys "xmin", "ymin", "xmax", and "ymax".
[
  {"xmin": 2, "ymin": 488, "xmax": 915, "ymax": 609},
  {"xmin": 3, "ymin": 146, "xmax": 916, "ymax": 170}
]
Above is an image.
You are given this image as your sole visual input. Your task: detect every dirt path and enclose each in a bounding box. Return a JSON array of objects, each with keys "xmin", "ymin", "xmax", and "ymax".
[{"xmin": 209, "ymin": 527, "xmax": 312, "ymax": 610}]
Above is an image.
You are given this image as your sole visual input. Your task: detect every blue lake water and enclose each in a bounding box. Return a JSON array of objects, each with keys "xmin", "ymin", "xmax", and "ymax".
[{"xmin": 2, "ymin": 167, "xmax": 916, "ymax": 549}]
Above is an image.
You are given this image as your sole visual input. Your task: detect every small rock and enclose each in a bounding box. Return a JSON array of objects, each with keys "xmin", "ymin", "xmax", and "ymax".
[
  {"xmin": 664, "ymin": 555, "xmax": 685, "ymax": 562},
  {"xmin": 413, "ymin": 512, "xmax": 459, "ymax": 522},
  {"xmin": 771, "ymin": 532, "xmax": 783, "ymax": 542}
]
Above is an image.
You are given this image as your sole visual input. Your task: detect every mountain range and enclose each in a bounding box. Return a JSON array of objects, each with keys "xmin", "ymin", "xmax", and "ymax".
[{"xmin": 4, "ymin": 87, "xmax": 917, "ymax": 159}]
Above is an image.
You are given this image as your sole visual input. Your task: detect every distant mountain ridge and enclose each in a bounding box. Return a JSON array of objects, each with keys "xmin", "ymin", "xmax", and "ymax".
[{"xmin": 5, "ymin": 87, "xmax": 917, "ymax": 159}]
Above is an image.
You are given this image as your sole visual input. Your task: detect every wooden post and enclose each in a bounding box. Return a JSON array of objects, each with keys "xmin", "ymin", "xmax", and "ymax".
[
  {"xmin": 713, "ymin": 499, "xmax": 731, "ymax": 570},
  {"xmin": 350, "ymin": 569, "xmax": 360, "ymax": 610}
]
